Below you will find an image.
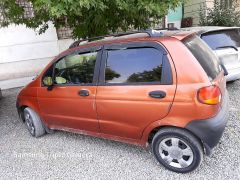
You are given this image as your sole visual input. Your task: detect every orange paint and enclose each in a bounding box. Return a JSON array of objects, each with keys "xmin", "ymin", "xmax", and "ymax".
[{"xmin": 17, "ymin": 31, "xmax": 227, "ymax": 147}]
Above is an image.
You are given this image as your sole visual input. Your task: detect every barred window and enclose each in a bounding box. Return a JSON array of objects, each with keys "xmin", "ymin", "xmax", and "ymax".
[
  {"xmin": 220, "ymin": 0, "xmax": 234, "ymax": 8},
  {"xmin": 1, "ymin": 1, "xmax": 72, "ymax": 39},
  {"xmin": 57, "ymin": 26, "xmax": 73, "ymax": 39},
  {"xmin": 16, "ymin": 0, "xmax": 34, "ymax": 19},
  {"xmin": 56, "ymin": 17, "xmax": 73, "ymax": 39},
  {"xmin": 0, "ymin": 7, "xmax": 7, "ymax": 25}
]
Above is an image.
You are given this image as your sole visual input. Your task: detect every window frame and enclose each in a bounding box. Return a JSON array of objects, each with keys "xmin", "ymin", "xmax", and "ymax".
[
  {"xmin": 41, "ymin": 46, "xmax": 102, "ymax": 87},
  {"xmin": 98, "ymin": 41, "xmax": 173, "ymax": 86}
]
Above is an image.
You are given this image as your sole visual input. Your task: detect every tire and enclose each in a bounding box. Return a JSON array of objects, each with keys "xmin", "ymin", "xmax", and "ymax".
[
  {"xmin": 23, "ymin": 107, "xmax": 46, "ymax": 137},
  {"xmin": 151, "ymin": 127, "xmax": 203, "ymax": 173}
]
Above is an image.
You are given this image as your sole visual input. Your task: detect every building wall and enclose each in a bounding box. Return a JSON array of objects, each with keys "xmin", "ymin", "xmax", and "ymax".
[
  {"xmin": 166, "ymin": 0, "xmax": 214, "ymax": 28},
  {"xmin": 0, "ymin": 22, "xmax": 74, "ymax": 81},
  {"xmin": 184, "ymin": 0, "xmax": 214, "ymax": 26},
  {"xmin": 167, "ymin": 5, "xmax": 183, "ymax": 28}
]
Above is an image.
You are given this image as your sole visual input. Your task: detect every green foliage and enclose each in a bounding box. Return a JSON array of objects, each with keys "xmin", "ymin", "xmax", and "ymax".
[
  {"xmin": 127, "ymin": 66, "xmax": 162, "ymax": 82},
  {"xmin": 105, "ymin": 68, "xmax": 120, "ymax": 81},
  {"xmin": 0, "ymin": 0, "xmax": 183, "ymax": 38},
  {"xmin": 199, "ymin": 0, "xmax": 240, "ymax": 26}
]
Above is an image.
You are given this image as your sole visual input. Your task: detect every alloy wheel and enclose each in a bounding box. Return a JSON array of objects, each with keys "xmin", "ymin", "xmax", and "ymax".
[
  {"xmin": 24, "ymin": 111, "xmax": 35, "ymax": 136},
  {"xmin": 159, "ymin": 137, "xmax": 194, "ymax": 168}
]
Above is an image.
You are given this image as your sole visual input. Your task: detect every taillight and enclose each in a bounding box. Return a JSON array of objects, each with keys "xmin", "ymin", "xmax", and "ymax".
[{"xmin": 198, "ymin": 85, "xmax": 221, "ymax": 105}]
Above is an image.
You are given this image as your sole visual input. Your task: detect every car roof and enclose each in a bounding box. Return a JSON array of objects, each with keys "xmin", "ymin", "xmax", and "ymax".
[
  {"xmin": 181, "ymin": 26, "xmax": 240, "ymax": 36},
  {"xmin": 68, "ymin": 29, "xmax": 194, "ymax": 49}
]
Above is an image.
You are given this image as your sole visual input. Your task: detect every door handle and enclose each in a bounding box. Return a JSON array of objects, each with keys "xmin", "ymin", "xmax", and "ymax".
[
  {"xmin": 78, "ymin": 90, "xmax": 89, "ymax": 97},
  {"xmin": 149, "ymin": 91, "xmax": 166, "ymax": 99}
]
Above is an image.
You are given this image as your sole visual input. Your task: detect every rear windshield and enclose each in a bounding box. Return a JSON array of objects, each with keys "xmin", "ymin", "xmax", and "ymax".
[
  {"xmin": 183, "ymin": 35, "xmax": 221, "ymax": 80},
  {"xmin": 201, "ymin": 29, "xmax": 240, "ymax": 50}
]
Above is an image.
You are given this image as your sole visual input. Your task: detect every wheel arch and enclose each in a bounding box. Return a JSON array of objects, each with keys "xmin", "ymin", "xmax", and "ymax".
[
  {"xmin": 17, "ymin": 99, "xmax": 40, "ymax": 122},
  {"xmin": 147, "ymin": 125, "xmax": 203, "ymax": 147},
  {"xmin": 142, "ymin": 121, "xmax": 205, "ymax": 154}
]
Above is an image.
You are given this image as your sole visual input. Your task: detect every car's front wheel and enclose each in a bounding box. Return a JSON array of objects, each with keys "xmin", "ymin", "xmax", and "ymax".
[
  {"xmin": 152, "ymin": 127, "xmax": 203, "ymax": 173},
  {"xmin": 23, "ymin": 107, "xmax": 46, "ymax": 137}
]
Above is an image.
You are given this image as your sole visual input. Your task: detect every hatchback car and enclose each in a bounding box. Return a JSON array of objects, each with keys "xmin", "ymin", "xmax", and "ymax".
[
  {"xmin": 16, "ymin": 29, "xmax": 229, "ymax": 173},
  {"xmin": 182, "ymin": 26, "xmax": 240, "ymax": 82}
]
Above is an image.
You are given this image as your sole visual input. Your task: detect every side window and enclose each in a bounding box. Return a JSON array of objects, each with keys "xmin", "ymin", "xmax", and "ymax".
[
  {"xmin": 54, "ymin": 52, "xmax": 97, "ymax": 85},
  {"xmin": 105, "ymin": 48, "xmax": 163, "ymax": 84}
]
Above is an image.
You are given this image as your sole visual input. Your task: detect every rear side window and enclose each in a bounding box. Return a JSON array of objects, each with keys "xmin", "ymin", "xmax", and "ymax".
[
  {"xmin": 183, "ymin": 35, "xmax": 221, "ymax": 80},
  {"xmin": 105, "ymin": 48, "xmax": 163, "ymax": 84},
  {"xmin": 201, "ymin": 29, "xmax": 240, "ymax": 50}
]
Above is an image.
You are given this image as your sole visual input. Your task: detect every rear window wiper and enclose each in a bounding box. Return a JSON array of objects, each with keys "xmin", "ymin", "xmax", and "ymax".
[{"xmin": 216, "ymin": 45, "xmax": 238, "ymax": 51}]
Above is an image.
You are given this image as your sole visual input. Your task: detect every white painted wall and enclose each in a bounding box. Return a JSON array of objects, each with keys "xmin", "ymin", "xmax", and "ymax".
[
  {"xmin": 0, "ymin": 22, "xmax": 74, "ymax": 81},
  {"xmin": 58, "ymin": 39, "xmax": 74, "ymax": 52}
]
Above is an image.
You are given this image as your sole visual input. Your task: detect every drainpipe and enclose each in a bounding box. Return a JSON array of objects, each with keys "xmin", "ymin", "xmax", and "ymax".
[
  {"xmin": 162, "ymin": 16, "xmax": 166, "ymax": 28},
  {"xmin": 0, "ymin": 88, "xmax": 2, "ymax": 99},
  {"xmin": 181, "ymin": 2, "xmax": 184, "ymax": 28}
]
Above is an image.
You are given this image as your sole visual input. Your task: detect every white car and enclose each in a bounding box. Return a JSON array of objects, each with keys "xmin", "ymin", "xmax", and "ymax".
[{"xmin": 182, "ymin": 26, "xmax": 240, "ymax": 82}]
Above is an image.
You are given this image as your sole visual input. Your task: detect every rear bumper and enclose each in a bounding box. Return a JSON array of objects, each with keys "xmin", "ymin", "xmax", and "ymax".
[
  {"xmin": 226, "ymin": 67, "xmax": 240, "ymax": 81},
  {"xmin": 186, "ymin": 92, "xmax": 229, "ymax": 156}
]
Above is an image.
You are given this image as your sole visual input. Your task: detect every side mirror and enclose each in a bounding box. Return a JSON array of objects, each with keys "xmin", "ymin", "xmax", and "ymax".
[{"xmin": 43, "ymin": 76, "xmax": 53, "ymax": 86}]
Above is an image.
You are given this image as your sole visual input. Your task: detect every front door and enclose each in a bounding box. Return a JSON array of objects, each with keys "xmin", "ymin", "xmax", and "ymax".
[
  {"xmin": 96, "ymin": 42, "xmax": 176, "ymax": 140},
  {"xmin": 38, "ymin": 47, "xmax": 101, "ymax": 132}
]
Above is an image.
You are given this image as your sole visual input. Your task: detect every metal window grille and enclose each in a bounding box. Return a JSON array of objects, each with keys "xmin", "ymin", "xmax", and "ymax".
[
  {"xmin": 16, "ymin": 0, "xmax": 34, "ymax": 19},
  {"xmin": 56, "ymin": 26, "xmax": 73, "ymax": 39},
  {"xmin": 0, "ymin": 7, "xmax": 7, "ymax": 25},
  {"xmin": 220, "ymin": 0, "xmax": 234, "ymax": 8},
  {"xmin": 56, "ymin": 17, "xmax": 73, "ymax": 39}
]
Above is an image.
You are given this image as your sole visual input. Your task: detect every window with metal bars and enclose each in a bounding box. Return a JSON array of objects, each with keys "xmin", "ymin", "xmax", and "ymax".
[
  {"xmin": 56, "ymin": 26, "xmax": 73, "ymax": 39},
  {"xmin": 56, "ymin": 17, "xmax": 73, "ymax": 39},
  {"xmin": 219, "ymin": 0, "xmax": 235, "ymax": 8},
  {"xmin": 16, "ymin": 0, "xmax": 34, "ymax": 18}
]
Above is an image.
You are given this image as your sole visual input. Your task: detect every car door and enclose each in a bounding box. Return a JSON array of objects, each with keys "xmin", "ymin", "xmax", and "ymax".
[
  {"xmin": 38, "ymin": 46, "xmax": 101, "ymax": 132},
  {"xmin": 96, "ymin": 42, "xmax": 176, "ymax": 140}
]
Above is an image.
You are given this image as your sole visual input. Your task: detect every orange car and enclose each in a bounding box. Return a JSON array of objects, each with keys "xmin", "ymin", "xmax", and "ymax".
[{"xmin": 16, "ymin": 29, "xmax": 229, "ymax": 173}]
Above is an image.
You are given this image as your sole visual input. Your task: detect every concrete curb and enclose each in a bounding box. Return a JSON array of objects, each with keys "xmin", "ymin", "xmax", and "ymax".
[{"xmin": 0, "ymin": 76, "xmax": 34, "ymax": 90}]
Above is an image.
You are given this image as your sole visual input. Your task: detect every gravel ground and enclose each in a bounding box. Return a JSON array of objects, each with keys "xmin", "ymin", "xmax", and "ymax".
[{"xmin": 0, "ymin": 81, "xmax": 240, "ymax": 180}]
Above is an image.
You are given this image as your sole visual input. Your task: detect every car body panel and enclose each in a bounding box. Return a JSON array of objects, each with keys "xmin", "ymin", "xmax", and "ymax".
[
  {"xmin": 37, "ymin": 86, "xmax": 99, "ymax": 132},
  {"xmin": 96, "ymin": 84, "xmax": 176, "ymax": 139},
  {"xmin": 214, "ymin": 48, "xmax": 240, "ymax": 81}
]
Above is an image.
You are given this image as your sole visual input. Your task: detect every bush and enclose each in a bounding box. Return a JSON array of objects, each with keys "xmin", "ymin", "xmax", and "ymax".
[
  {"xmin": 0, "ymin": 0, "xmax": 184, "ymax": 39},
  {"xmin": 199, "ymin": 0, "xmax": 240, "ymax": 26}
]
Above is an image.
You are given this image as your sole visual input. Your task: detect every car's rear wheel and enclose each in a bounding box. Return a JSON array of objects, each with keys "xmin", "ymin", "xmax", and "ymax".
[
  {"xmin": 152, "ymin": 127, "xmax": 203, "ymax": 173},
  {"xmin": 23, "ymin": 107, "xmax": 46, "ymax": 137}
]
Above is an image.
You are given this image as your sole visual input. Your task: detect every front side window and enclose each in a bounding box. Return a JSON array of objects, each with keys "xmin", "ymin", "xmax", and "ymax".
[
  {"xmin": 105, "ymin": 48, "xmax": 163, "ymax": 84},
  {"xmin": 54, "ymin": 52, "xmax": 97, "ymax": 85}
]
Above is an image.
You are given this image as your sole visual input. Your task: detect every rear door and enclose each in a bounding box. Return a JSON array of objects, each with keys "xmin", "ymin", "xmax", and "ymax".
[{"xmin": 96, "ymin": 42, "xmax": 176, "ymax": 140}]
